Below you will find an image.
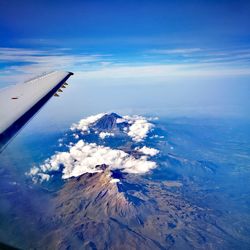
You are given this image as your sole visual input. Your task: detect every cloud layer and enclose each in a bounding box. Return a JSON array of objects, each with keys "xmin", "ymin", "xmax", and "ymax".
[
  {"xmin": 26, "ymin": 113, "xmax": 161, "ymax": 183},
  {"xmin": 1, "ymin": 46, "xmax": 250, "ymax": 88},
  {"xmin": 27, "ymin": 140, "xmax": 157, "ymax": 182},
  {"xmin": 70, "ymin": 113, "xmax": 154, "ymax": 142},
  {"xmin": 136, "ymin": 146, "xmax": 159, "ymax": 156},
  {"xmin": 70, "ymin": 113, "xmax": 105, "ymax": 133},
  {"xmin": 123, "ymin": 115, "xmax": 154, "ymax": 142},
  {"xmin": 99, "ymin": 132, "xmax": 114, "ymax": 139}
]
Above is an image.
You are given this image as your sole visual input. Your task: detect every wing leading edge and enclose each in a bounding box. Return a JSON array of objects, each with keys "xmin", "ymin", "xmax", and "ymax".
[{"xmin": 0, "ymin": 71, "xmax": 74, "ymax": 152}]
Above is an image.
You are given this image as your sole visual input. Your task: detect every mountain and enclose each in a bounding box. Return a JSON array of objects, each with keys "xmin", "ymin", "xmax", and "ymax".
[
  {"xmin": 29, "ymin": 113, "xmax": 236, "ymax": 249},
  {"xmin": 40, "ymin": 165, "xmax": 231, "ymax": 250},
  {"xmin": 94, "ymin": 113, "xmax": 124, "ymax": 131}
]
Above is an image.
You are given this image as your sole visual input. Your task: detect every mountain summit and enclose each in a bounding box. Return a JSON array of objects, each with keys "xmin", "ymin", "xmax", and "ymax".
[
  {"xmin": 57, "ymin": 164, "xmax": 136, "ymax": 219},
  {"xmin": 40, "ymin": 165, "xmax": 230, "ymax": 250},
  {"xmin": 94, "ymin": 113, "xmax": 123, "ymax": 131}
]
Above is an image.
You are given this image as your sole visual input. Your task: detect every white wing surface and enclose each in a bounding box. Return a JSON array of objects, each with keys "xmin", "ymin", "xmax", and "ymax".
[{"xmin": 0, "ymin": 71, "xmax": 73, "ymax": 151}]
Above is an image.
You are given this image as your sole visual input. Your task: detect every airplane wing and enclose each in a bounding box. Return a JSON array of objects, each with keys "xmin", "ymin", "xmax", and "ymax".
[{"xmin": 0, "ymin": 71, "xmax": 74, "ymax": 152}]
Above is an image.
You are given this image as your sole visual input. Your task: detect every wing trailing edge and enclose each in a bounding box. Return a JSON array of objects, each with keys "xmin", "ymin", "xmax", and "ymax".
[{"xmin": 0, "ymin": 71, "xmax": 74, "ymax": 152}]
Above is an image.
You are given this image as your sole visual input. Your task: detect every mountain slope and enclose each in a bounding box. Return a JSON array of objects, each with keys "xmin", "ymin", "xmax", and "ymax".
[
  {"xmin": 40, "ymin": 165, "xmax": 232, "ymax": 250},
  {"xmin": 94, "ymin": 113, "xmax": 123, "ymax": 131}
]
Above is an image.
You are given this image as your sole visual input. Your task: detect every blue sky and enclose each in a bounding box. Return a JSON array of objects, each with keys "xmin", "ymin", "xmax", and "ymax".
[
  {"xmin": 0, "ymin": 0, "xmax": 250, "ymax": 119},
  {"xmin": 0, "ymin": 0, "xmax": 250, "ymax": 118},
  {"xmin": 1, "ymin": 0, "xmax": 250, "ymax": 49},
  {"xmin": 0, "ymin": 0, "xmax": 250, "ymax": 80}
]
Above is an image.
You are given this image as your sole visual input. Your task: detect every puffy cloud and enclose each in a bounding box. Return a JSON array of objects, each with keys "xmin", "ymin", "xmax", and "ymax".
[
  {"xmin": 37, "ymin": 173, "xmax": 51, "ymax": 182},
  {"xmin": 136, "ymin": 146, "xmax": 159, "ymax": 156},
  {"xmin": 123, "ymin": 115, "xmax": 154, "ymax": 142},
  {"xmin": 99, "ymin": 132, "xmax": 114, "ymax": 139},
  {"xmin": 73, "ymin": 133, "xmax": 79, "ymax": 139},
  {"xmin": 29, "ymin": 166, "xmax": 40, "ymax": 175},
  {"xmin": 26, "ymin": 167, "xmax": 51, "ymax": 183},
  {"xmin": 27, "ymin": 113, "xmax": 159, "ymax": 183},
  {"xmin": 27, "ymin": 140, "xmax": 157, "ymax": 182},
  {"xmin": 116, "ymin": 118, "xmax": 126, "ymax": 124},
  {"xmin": 70, "ymin": 113, "xmax": 105, "ymax": 133},
  {"xmin": 71, "ymin": 113, "xmax": 154, "ymax": 142}
]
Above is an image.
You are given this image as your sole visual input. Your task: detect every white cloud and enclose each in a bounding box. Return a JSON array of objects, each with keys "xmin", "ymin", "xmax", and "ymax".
[
  {"xmin": 136, "ymin": 146, "xmax": 159, "ymax": 156},
  {"xmin": 122, "ymin": 115, "xmax": 154, "ymax": 142},
  {"xmin": 76, "ymin": 63, "xmax": 250, "ymax": 81},
  {"xmin": 70, "ymin": 113, "xmax": 106, "ymax": 133},
  {"xmin": 116, "ymin": 118, "xmax": 126, "ymax": 123},
  {"xmin": 29, "ymin": 166, "xmax": 40, "ymax": 175},
  {"xmin": 1, "ymin": 46, "xmax": 250, "ymax": 87},
  {"xmin": 37, "ymin": 173, "xmax": 51, "ymax": 182},
  {"xmin": 26, "ymin": 167, "xmax": 51, "ymax": 183},
  {"xmin": 148, "ymin": 48, "xmax": 202, "ymax": 54},
  {"xmin": 26, "ymin": 113, "xmax": 159, "ymax": 183},
  {"xmin": 128, "ymin": 120, "xmax": 153, "ymax": 142},
  {"xmin": 150, "ymin": 135, "xmax": 164, "ymax": 139},
  {"xmin": 70, "ymin": 113, "xmax": 154, "ymax": 142},
  {"xmin": 27, "ymin": 140, "xmax": 157, "ymax": 182},
  {"xmin": 73, "ymin": 133, "xmax": 79, "ymax": 139},
  {"xmin": 0, "ymin": 47, "xmax": 108, "ymax": 85},
  {"xmin": 99, "ymin": 132, "xmax": 114, "ymax": 139}
]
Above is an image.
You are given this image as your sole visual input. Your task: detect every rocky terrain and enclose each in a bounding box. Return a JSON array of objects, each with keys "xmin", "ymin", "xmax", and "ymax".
[
  {"xmin": 25, "ymin": 113, "xmax": 242, "ymax": 249},
  {"xmin": 1, "ymin": 114, "xmax": 250, "ymax": 249},
  {"xmin": 39, "ymin": 164, "xmax": 233, "ymax": 250}
]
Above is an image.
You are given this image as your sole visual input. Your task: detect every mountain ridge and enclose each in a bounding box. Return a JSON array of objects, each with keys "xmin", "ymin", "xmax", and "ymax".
[{"xmin": 39, "ymin": 164, "xmax": 232, "ymax": 250}]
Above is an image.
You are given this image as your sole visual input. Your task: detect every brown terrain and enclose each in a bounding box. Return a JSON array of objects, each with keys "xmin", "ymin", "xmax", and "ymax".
[{"xmin": 39, "ymin": 164, "xmax": 233, "ymax": 250}]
